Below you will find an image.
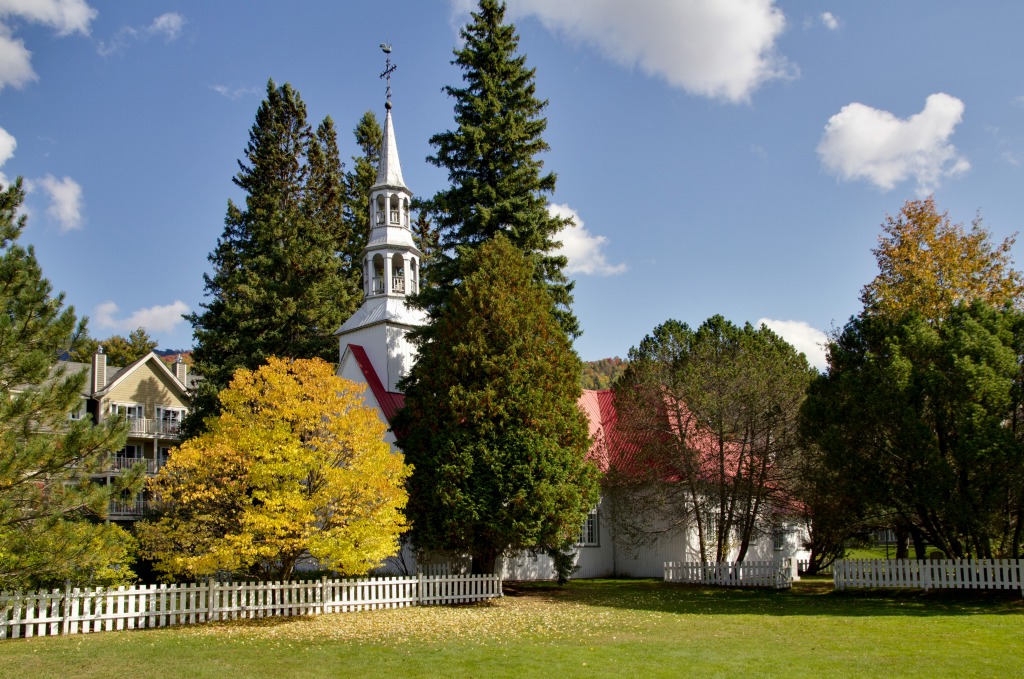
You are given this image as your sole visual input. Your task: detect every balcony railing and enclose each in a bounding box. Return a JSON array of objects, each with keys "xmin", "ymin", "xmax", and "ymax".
[
  {"xmin": 392, "ymin": 276, "xmax": 405, "ymax": 293},
  {"xmin": 108, "ymin": 499, "xmax": 149, "ymax": 518},
  {"xmin": 122, "ymin": 417, "xmax": 182, "ymax": 438},
  {"xmin": 106, "ymin": 454, "xmax": 165, "ymax": 474},
  {"xmin": 372, "ymin": 276, "xmax": 386, "ymax": 294}
]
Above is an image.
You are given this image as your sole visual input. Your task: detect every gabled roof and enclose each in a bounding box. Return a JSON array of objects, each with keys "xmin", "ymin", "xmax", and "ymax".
[{"xmin": 95, "ymin": 351, "xmax": 190, "ymax": 399}]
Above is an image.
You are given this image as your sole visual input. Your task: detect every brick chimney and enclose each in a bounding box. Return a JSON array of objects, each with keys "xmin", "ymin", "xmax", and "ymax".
[{"xmin": 92, "ymin": 346, "xmax": 106, "ymax": 394}]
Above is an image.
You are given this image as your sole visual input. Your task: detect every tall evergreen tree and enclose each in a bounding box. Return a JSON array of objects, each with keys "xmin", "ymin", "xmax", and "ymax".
[
  {"xmin": 419, "ymin": 0, "xmax": 578, "ymax": 337},
  {"xmin": 0, "ymin": 180, "xmax": 137, "ymax": 589},
  {"xmin": 394, "ymin": 235, "xmax": 599, "ymax": 575},
  {"xmin": 342, "ymin": 111, "xmax": 382, "ymax": 289},
  {"xmin": 187, "ymin": 81, "xmax": 358, "ymax": 432}
]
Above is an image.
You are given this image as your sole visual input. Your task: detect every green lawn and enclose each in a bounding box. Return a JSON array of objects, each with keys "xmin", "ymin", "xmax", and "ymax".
[{"xmin": 1, "ymin": 578, "xmax": 1022, "ymax": 678}]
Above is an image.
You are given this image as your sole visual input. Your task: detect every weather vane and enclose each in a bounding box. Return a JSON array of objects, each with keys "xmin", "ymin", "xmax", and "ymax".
[{"xmin": 379, "ymin": 43, "xmax": 396, "ymax": 108}]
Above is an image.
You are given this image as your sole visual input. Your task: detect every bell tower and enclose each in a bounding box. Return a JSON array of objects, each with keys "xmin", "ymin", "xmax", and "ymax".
[{"xmin": 337, "ymin": 44, "xmax": 426, "ymax": 393}]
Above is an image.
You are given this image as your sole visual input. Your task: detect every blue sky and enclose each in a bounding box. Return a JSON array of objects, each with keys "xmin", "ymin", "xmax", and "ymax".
[{"xmin": 2, "ymin": 1, "xmax": 1024, "ymax": 370}]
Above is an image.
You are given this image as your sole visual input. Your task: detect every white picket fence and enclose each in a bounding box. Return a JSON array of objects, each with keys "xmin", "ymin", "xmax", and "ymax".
[
  {"xmin": 664, "ymin": 559, "xmax": 794, "ymax": 589},
  {"xmin": 833, "ymin": 559, "xmax": 1024, "ymax": 592},
  {"xmin": 0, "ymin": 573, "xmax": 502, "ymax": 639}
]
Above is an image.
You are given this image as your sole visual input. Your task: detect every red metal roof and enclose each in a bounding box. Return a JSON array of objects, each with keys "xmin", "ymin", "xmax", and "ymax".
[
  {"xmin": 345, "ymin": 349, "xmax": 639, "ymax": 474},
  {"xmin": 346, "ymin": 344, "xmax": 406, "ymax": 423}
]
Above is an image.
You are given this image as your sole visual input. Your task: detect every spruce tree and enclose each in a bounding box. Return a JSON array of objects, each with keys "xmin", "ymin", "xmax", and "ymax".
[
  {"xmin": 420, "ymin": 0, "xmax": 578, "ymax": 337},
  {"xmin": 187, "ymin": 81, "xmax": 359, "ymax": 431},
  {"xmin": 342, "ymin": 111, "xmax": 382, "ymax": 287},
  {"xmin": 394, "ymin": 234, "xmax": 599, "ymax": 574},
  {"xmin": 0, "ymin": 180, "xmax": 136, "ymax": 589}
]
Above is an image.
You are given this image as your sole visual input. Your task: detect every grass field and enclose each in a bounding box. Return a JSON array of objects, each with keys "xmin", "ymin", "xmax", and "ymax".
[{"xmin": 1, "ymin": 578, "xmax": 1022, "ymax": 678}]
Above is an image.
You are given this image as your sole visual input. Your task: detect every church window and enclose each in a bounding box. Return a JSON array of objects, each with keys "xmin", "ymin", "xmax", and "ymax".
[
  {"xmin": 578, "ymin": 507, "xmax": 599, "ymax": 546},
  {"xmin": 391, "ymin": 254, "xmax": 405, "ymax": 294},
  {"xmin": 389, "ymin": 195, "xmax": 400, "ymax": 225},
  {"xmin": 376, "ymin": 195, "xmax": 386, "ymax": 225},
  {"xmin": 372, "ymin": 254, "xmax": 386, "ymax": 294}
]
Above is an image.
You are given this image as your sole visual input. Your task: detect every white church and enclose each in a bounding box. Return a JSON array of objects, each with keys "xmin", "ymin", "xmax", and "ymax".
[{"xmin": 336, "ymin": 86, "xmax": 809, "ymax": 580}]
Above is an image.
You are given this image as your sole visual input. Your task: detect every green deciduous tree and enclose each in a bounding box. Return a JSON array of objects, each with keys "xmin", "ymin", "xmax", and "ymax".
[
  {"xmin": 138, "ymin": 357, "xmax": 410, "ymax": 580},
  {"xmin": 613, "ymin": 317, "xmax": 815, "ymax": 564},
  {"xmin": 801, "ymin": 302, "xmax": 1024, "ymax": 559},
  {"xmin": 186, "ymin": 80, "xmax": 360, "ymax": 434},
  {"xmin": 0, "ymin": 180, "xmax": 136, "ymax": 590},
  {"xmin": 419, "ymin": 0, "xmax": 578, "ymax": 337},
  {"xmin": 862, "ymin": 197, "xmax": 1024, "ymax": 321},
  {"xmin": 394, "ymin": 234, "xmax": 599, "ymax": 574}
]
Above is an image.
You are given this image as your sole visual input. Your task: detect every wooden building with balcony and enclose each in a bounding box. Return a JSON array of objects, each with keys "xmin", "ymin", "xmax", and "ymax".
[{"xmin": 64, "ymin": 348, "xmax": 198, "ymax": 520}]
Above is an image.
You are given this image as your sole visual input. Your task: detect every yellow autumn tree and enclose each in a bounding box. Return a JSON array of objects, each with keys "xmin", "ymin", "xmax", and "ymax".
[
  {"xmin": 861, "ymin": 197, "xmax": 1024, "ymax": 321},
  {"xmin": 137, "ymin": 357, "xmax": 410, "ymax": 580}
]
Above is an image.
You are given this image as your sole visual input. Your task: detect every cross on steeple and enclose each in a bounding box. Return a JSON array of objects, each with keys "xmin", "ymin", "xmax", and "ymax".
[{"xmin": 379, "ymin": 43, "xmax": 397, "ymax": 108}]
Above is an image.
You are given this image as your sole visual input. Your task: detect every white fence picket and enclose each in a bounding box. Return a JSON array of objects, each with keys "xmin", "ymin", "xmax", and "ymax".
[
  {"xmin": 0, "ymin": 573, "xmax": 502, "ymax": 640},
  {"xmin": 833, "ymin": 559, "xmax": 1024, "ymax": 592},
  {"xmin": 664, "ymin": 560, "xmax": 793, "ymax": 589}
]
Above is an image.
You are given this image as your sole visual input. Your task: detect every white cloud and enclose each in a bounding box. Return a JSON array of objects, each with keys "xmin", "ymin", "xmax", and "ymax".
[
  {"xmin": 817, "ymin": 93, "xmax": 970, "ymax": 194},
  {"xmin": 549, "ymin": 203, "xmax": 626, "ymax": 276},
  {"xmin": 0, "ymin": 124, "xmax": 15, "ymax": 186},
  {"xmin": 0, "ymin": 26, "xmax": 34, "ymax": 90},
  {"xmin": 149, "ymin": 12, "xmax": 184, "ymax": 41},
  {"xmin": 497, "ymin": 0, "xmax": 791, "ymax": 103},
  {"xmin": 0, "ymin": 0, "xmax": 95, "ymax": 36},
  {"xmin": 37, "ymin": 173, "xmax": 83, "ymax": 231},
  {"xmin": 210, "ymin": 83, "xmax": 259, "ymax": 100},
  {"xmin": 757, "ymin": 318, "xmax": 828, "ymax": 372},
  {"xmin": 0, "ymin": 0, "xmax": 95, "ymax": 90},
  {"xmin": 97, "ymin": 11, "xmax": 184, "ymax": 56},
  {"xmin": 93, "ymin": 300, "xmax": 190, "ymax": 334},
  {"xmin": 820, "ymin": 12, "xmax": 839, "ymax": 30}
]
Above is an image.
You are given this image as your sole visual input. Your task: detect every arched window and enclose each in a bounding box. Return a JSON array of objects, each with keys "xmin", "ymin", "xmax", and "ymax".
[
  {"xmin": 391, "ymin": 253, "xmax": 405, "ymax": 294},
  {"xmin": 372, "ymin": 254, "xmax": 386, "ymax": 294},
  {"xmin": 375, "ymin": 195, "xmax": 386, "ymax": 225},
  {"xmin": 409, "ymin": 259, "xmax": 418, "ymax": 294},
  {"xmin": 402, "ymin": 198, "xmax": 410, "ymax": 227},
  {"xmin": 389, "ymin": 195, "xmax": 400, "ymax": 225}
]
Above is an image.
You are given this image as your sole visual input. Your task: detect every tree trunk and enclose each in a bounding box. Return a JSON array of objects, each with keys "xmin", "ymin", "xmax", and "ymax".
[
  {"xmin": 910, "ymin": 526, "xmax": 927, "ymax": 560},
  {"xmin": 895, "ymin": 526, "xmax": 910, "ymax": 559},
  {"xmin": 472, "ymin": 548, "xmax": 498, "ymax": 575}
]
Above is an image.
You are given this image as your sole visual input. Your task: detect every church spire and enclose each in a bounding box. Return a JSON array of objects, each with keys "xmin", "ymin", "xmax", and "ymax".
[
  {"xmin": 336, "ymin": 42, "xmax": 427, "ymax": 393},
  {"xmin": 376, "ymin": 43, "xmax": 406, "ymax": 189}
]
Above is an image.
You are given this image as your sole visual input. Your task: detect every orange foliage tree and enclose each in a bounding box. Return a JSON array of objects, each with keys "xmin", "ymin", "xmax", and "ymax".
[{"xmin": 861, "ymin": 197, "xmax": 1024, "ymax": 321}]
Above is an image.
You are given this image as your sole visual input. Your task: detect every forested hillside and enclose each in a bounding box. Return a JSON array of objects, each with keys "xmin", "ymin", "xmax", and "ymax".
[{"xmin": 581, "ymin": 357, "xmax": 627, "ymax": 390}]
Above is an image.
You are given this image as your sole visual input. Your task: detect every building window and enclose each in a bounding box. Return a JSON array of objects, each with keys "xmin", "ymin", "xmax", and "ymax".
[
  {"xmin": 773, "ymin": 525, "xmax": 793, "ymax": 552},
  {"xmin": 111, "ymin": 403, "xmax": 144, "ymax": 420},
  {"xmin": 157, "ymin": 407, "xmax": 185, "ymax": 435},
  {"xmin": 578, "ymin": 507, "xmax": 599, "ymax": 546}
]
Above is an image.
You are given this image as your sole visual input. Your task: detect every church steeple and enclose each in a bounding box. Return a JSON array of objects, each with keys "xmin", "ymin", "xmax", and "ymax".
[
  {"xmin": 376, "ymin": 106, "xmax": 406, "ymax": 189},
  {"xmin": 338, "ymin": 43, "xmax": 426, "ymax": 393},
  {"xmin": 363, "ymin": 43, "xmax": 418, "ymax": 300}
]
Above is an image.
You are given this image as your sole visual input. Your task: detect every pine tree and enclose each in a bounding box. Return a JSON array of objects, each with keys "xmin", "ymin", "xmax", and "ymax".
[
  {"xmin": 342, "ymin": 111, "xmax": 382, "ymax": 288},
  {"xmin": 394, "ymin": 234, "xmax": 599, "ymax": 574},
  {"xmin": 420, "ymin": 0, "xmax": 578, "ymax": 337},
  {"xmin": 0, "ymin": 180, "xmax": 136, "ymax": 589},
  {"xmin": 187, "ymin": 81, "xmax": 358, "ymax": 432}
]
